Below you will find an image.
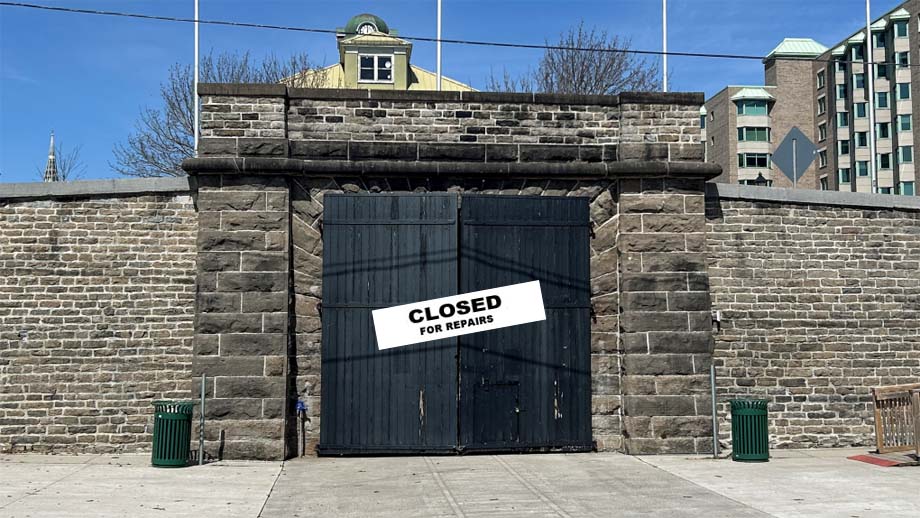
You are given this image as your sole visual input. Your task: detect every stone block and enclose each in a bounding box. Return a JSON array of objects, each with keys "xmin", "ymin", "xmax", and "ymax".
[
  {"xmin": 222, "ymin": 211, "xmax": 287, "ymax": 232},
  {"xmin": 198, "ymin": 292, "xmax": 241, "ymax": 313},
  {"xmin": 193, "ymin": 357, "xmax": 264, "ymax": 377},
  {"xmin": 199, "ymin": 231, "xmax": 265, "ymax": 252},
  {"xmin": 641, "ymin": 253, "xmax": 707, "ymax": 273},
  {"xmin": 199, "ymin": 252, "xmax": 241, "ymax": 272},
  {"xmin": 221, "ymin": 333, "xmax": 287, "ymax": 356},
  {"xmin": 204, "ymin": 398, "xmax": 263, "ymax": 420},
  {"xmin": 418, "ymin": 143, "xmax": 486, "ymax": 161},
  {"xmin": 647, "ymin": 332, "xmax": 713, "ymax": 354},
  {"xmin": 625, "ymin": 437, "xmax": 697, "ymax": 454},
  {"xmin": 619, "ymin": 233, "xmax": 686, "ymax": 252},
  {"xmin": 619, "ymin": 194, "xmax": 685, "ymax": 214},
  {"xmin": 197, "ymin": 313, "xmax": 262, "ymax": 334},
  {"xmin": 624, "ymin": 395, "xmax": 697, "ymax": 416},
  {"xmin": 216, "ymin": 376, "xmax": 286, "ymax": 399},
  {"xmin": 241, "ymin": 251, "xmax": 287, "ymax": 271},
  {"xmin": 242, "ymin": 292, "xmax": 288, "ymax": 313},
  {"xmin": 238, "ymin": 138, "xmax": 288, "ymax": 156},
  {"xmin": 621, "ymin": 292, "xmax": 667, "ymax": 312},
  {"xmin": 198, "ymin": 192, "xmax": 266, "ymax": 211},
  {"xmin": 642, "ymin": 214, "xmax": 704, "ymax": 233},
  {"xmin": 667, "ymin": 292, "xmax": 711, "ymax": 312},
  {"xmin": 624, "ymin": 354, "xmax": 695, "ymax": 375},
  {"xmin": 218, "ymin": 272, "xmax": 287, "ymax": 292},
  {"xmin": 620, "ymin": 272, "xmax": 688, "ymax": 292},
  {"xmin": 620, "ymin": 312, "xmax": 689, "ymax": 333}
]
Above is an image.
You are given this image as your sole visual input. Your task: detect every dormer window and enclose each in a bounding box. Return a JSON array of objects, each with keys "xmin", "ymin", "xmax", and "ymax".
[{"xmin": 359, "ymin": 54, "xmax": 394, "ymax": 83}]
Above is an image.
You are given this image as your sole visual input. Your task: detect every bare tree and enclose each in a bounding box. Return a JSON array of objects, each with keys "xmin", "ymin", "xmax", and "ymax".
[
  {"xmin": 486, "ymin": 22, "xmax": 660, "ymax": 95},
  {"xmin": 112, "ymin": 51, "xmax": 325, "ymax": 177},
  {"xmin": 35, "ymin": 140, "xmax": 87, "ymax": 182}
]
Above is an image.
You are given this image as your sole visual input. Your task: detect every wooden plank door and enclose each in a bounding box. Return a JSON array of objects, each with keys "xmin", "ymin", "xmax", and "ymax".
[{"xmin": 318, "ymin": 194, "xmax": 459, "ymax": 454}]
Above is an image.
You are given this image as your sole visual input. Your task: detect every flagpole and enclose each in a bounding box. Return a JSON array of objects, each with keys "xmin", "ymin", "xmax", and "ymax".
[
  {"xmin": 866, "ymin": 0, "xmax": 878, "ymax": 193},
  {"xmin": 194, "ymin": 0, "xmax": 200, "ymax": 155},
  {"xmin": 436, "ymin": 0, "xmax": 442, "ymax": 91},
  {"xmin": 662, "ymin": 0, "xmax": 668, "ymax": 92}
]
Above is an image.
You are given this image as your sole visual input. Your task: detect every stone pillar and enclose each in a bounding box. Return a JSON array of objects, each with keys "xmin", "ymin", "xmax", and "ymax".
[
  {"xmin": 618, "ymin": 177, "xmax": 714, "ymax": 454},
  {"xmin": 194, "ymin": 174, "xmax": 290, "ymax": 460}
]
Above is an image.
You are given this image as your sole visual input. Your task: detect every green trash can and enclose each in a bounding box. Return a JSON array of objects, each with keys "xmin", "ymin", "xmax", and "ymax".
[
  {"xmin": 730, "ymin": 399, "xmax": 769, "ymax": 462},
  {"xmin": 151, "ymin": 401, "xmax": 195, "ymax": 467}
]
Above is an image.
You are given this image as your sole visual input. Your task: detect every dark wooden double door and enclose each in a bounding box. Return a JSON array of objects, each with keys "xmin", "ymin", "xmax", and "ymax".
[{"xmin": 319, "ymin": 194, "xmax": 591, "ymax": 454}]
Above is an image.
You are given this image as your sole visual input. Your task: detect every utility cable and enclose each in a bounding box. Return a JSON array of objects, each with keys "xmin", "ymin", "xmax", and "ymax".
[{"xmin": 0, "ymin": 1, "xmax": 915, "ymax": 69}]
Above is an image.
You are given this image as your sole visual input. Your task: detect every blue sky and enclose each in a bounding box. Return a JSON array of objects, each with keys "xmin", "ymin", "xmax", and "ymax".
[{"xmin": 0, "ymin": 0, "xmax": 906, "ymax": 183}]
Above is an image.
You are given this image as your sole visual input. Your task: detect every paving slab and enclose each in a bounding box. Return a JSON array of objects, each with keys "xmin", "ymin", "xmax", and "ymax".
[
  {"xmin": 0, "ymin": 454, "xmax": 282, "ymax": 518},
  {"xmin": 641, "ymin": 448, "xmax": 920, "ymax": 518},
  {"xmin": 262, "ymin": 453, "xmax": 768, "ymax": 517}
]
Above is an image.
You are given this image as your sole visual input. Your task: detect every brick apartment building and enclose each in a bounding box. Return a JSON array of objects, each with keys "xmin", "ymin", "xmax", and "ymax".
[{"xmin": 704, "ymin": 0, "xmax": 920, "ymax": 194}]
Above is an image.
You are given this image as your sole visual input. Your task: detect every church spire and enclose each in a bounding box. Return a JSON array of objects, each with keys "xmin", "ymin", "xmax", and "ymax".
[{"xmin": 43, "ymin": 131, "xmax": 59, "ymax": 182}]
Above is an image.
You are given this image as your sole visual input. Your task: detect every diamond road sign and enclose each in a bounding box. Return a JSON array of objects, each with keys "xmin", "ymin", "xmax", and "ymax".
[{"xmin": 772, "ymin": 127, "xmax": 817, "ymax": 182}]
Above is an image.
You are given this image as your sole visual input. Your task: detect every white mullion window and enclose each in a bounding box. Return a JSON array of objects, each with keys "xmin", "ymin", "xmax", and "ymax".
[{"xmin": 359, "ymin": 54, "xmax": 394, "ymax": 83}]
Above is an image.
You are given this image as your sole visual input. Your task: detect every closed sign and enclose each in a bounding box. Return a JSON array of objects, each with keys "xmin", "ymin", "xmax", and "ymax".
[{"xmin": 372, "ymin": 281, "xmax": 546, "ymax": 350}]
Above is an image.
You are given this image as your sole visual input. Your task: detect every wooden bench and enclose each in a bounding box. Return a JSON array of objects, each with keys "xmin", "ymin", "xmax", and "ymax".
[{"xmin": 871, "ymin": 383, "xmax": 920, "ymax": 454}]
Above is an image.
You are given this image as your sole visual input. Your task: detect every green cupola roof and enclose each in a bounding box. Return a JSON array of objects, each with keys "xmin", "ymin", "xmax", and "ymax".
[{"xmin": 340, "ymin": 13, "xmax": 392, "ymax": 35}]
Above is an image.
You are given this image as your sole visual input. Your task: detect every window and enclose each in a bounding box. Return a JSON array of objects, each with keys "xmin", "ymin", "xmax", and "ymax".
[
  {"xmin": 736, "ymin": 100, "xmax": 768, "ymax": 116},
  {"xmin": 836, "ymin": 60, "xmax": 847, "ymax": 73},
  {"xmin": 895, "ymin": 20, "xmax": 908, "ymax": 37},
  {"xmin": 874, "ymin": 32, "xmax": 886, "ymax": 48},
  {"xmin": 901, "ymin": 181, "xmax": 915, "ymax": 195},
  {"xmin": 857, "ymin": 161, "xmax": 869, "ymax": 176},
  {"xmin": 898, "ymin": 83, "xmax": 911, "ymax": 100},
  {"xmin": 737, "ymin": 127, "xmax": 770, "ymax": 142},
  {"xmin": 700, "ymin": 115, "xmax": 706, "ymax": 129},
  {"xmin": 898, "ymin": 51, "xmax": 910, "ymax": 67},
  {"xmin": 900, "ymin": 114, "xmax": 912, "ymax": 131},
  {"xmin": 856, "ymin": 131, "xmax": 868, "ymax": 147},
  {"xmin": 358, "ymin": 54, "xmax": 394, "ymax": 83},
  {"xmin": 817, "ymin": 96, "xmax": 826, "ymax": 115},
  {"xmin": 879, "ymin": 152, "xmax": 892, "ymax": 169},
  {"xmin": 838, "ymin": 168, "xmax": 852, "ymax": 183},
  {"xmin": 876, "ymin": 63, "xmax": 889, "ymax": 79},
  {"xmin": 818, "ymin": 123, "xmax": 827, "ymax": 141},
  {"xmin": 739, "ymin": 179, "xmax": 773, "ymax": 186},
  {"xmin": 837, "ymin": 84, "xmax": 848, "ymax": 99},
  {"xmin": 818, "ymin": 150, "xmax": 828, "ymax": 168},
  {"xmin": 854, "ymin": 73, "xmax": 866, "ymax": 89},
  {"xmin": 877, "ymin": 91, "xmax": 889, "ymax": 108},
  {"xmin": 881, "ymin": 187, "xmax": 893, "ymax": 194},
  {"xmin": 737, "ymin": 153, "xmax": 771, "ymax": 168},
  {"xmin": 838, "ymin": 140, "xmax": 850, "ymax": 156},
  {"xmin": 820, "ymin": 177, "xmax": 829, "ymax": 190},
  {"xmin": 816, "ymin": 70, "xmax": 826, "ymax": 89},
  {"xmin": 878, "ymin": 122, "xmax": 891, "ymax": 138},
  {"xmin": 852, "ymin": 44, "xmax": 865, "ymax": 61},
  {"xmin": 837, "ymin": 112, "xmax": 849, "ymax": 127},
  {"xmin": 899, "ymin": 145, "xmax": 913, "ymax": 163},
  {"xmin": 855, "ymin": 102, "xmax": 868, "ymax": 118}
]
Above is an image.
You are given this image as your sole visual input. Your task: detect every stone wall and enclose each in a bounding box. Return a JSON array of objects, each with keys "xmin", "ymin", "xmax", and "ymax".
[
  {"xmin": 198, "ymin": 84, "xmax": 703, "ymax": 161},
  {"xmin": 0, "ymin": 178, "xmax": 196, "ymax": 454},
  {"xmin": 187, "ymin": 84, "xmax": 718, "ymax": 458},
  {"xmin": 707, "ymin": 184, "xmax": 920, "ymax": 448}
]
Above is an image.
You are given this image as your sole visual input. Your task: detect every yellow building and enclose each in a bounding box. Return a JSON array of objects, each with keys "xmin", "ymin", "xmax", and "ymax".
[{"xmin": 285, "ymin": 13, "xmax": 474, "ymax": 92}]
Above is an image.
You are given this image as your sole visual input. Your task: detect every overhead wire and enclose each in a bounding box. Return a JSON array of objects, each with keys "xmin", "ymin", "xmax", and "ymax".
[{"xmin": 0, "ymin": 1, "xmax": 914, "ymax": 69}]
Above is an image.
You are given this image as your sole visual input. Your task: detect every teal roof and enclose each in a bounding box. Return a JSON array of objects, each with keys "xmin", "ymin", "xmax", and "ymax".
[
  {"xmin": 339, "ymin": 13, "xmax": 391, "ymax": 35},
  {"xmin": 730, "ymin": 87, "xmax": 775, "ymax": 102},
  {"xmin": 765, "ymin": 38, "xmax": 829, "ymax": 60}
]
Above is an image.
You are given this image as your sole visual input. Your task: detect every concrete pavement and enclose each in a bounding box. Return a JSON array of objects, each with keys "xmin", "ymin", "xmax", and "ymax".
[
  {"xmin": 0, "ymin": 454, "xmax": 282, "ymax": 517},
  {"xmin": 1, "ymin": 449, "xmax": 918, "ymax": 517}
]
